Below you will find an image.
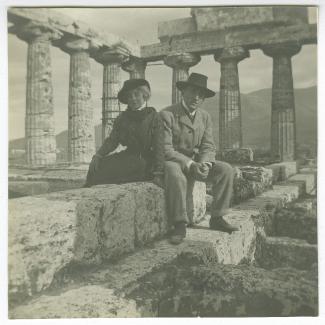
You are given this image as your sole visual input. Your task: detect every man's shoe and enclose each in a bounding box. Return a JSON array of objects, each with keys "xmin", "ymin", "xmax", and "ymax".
[
  {"xmin": 169, "ymin": 222, "xmax": 186, "ymax": 245},
  {"xmin": 209, "ymin": 216, "xmax": 239, "ymax": 234}
]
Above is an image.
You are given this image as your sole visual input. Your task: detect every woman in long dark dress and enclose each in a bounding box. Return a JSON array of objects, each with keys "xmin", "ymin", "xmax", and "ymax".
[{"xmin": 85, "ymin": 79, "xmax": 164, "ymax": 188}]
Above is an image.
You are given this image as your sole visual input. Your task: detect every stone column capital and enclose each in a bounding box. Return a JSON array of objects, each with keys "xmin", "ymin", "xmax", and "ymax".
[
  {"xmin": 214, "ymin": 46, "xmax": 249, "ymax": 63},
  {"xmin": 164, "ymin": 52, "xmax": 201, "ymax": 69},
  {"xmin": 60, "ymin": 37, "xmax": 92, "ymax": 54},
  {"xmin": 122, "ymin": 57, "xmax": 147, "ymax": 74},
  {"xmin": 15, "ymin": 21, "xmax": 62, "ymax": 43},
  {"xmin": 93, "ymin": 47, "xmax": 129, "ymax": 65},
  {"xmin": 262, "ymin": 42, "xmax": 302, "ymax": 58}
]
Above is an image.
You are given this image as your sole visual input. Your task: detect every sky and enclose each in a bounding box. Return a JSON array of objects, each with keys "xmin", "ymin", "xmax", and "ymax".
[{"xmin": 8, "ymin": 7, "xmax": 317, "ymax": 140}]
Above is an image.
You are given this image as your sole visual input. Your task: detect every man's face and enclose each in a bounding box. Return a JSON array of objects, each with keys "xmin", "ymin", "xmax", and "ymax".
[{"xmin": 182, "ymin": 85, "xmax": 206, "ymax": 112}]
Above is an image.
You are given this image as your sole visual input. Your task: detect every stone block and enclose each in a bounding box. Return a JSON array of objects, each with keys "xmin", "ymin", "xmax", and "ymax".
[
  {"xmin": 188, "ymin": 182, "xmax": 207, "ymax": 224},
  {"xmin": 191, "ymin": 7, "xmax": 308, "ymax": 32},
  {"xmin": 9, "ymin": 182, "xmax": 206, "ymax": 302},
  {"xmin": 257, "ymin": 236, "xmax": 317, "ymax": 270},
  {"xmin": 8, "ymin": 195, "xmax": 101, "ymax": 304},
  {"xmin": 186, "ymin": 209, "xmax": 257, "ymax": 265},
  {"xmin": 9, "ymin": 285, "xmax": 141, "ymax": 319},
  {"xmin": 288, "ymin": 173, "xmax": 316, "ymax": 194},
  {"xmin": 274, "ymin": 206, "xmax": 317, "ymax": 244},
  {"xmin": 232, "ymin": 166, "xmax": 273, "ymax": 204},
  {"xmin": 129, "ymin": 262, "xmax": 317, "ymax": 317},
  {"xmin": 265, "ymin": 161, "xmax": 298, "ymax": 180},
  {"xmin": 239, "ymin": 166, "xmax": 273, "ymax": 185},
  {"xmin": 218, "ymin": 148, "xmax": 254, "ymax": 164},
  {"xmin": 9, "ymin": 181, "xmax": 50, "ymax": 198}
]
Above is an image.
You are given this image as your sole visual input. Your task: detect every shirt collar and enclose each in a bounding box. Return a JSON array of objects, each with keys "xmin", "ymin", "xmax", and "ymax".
[{"xmin": 181, "ymin": 99, "xmax": 196, "ymax": 117}]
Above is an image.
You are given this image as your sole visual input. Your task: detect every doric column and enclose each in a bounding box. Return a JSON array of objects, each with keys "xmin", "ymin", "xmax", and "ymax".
[
  {"xmin": 122, "ymin": 57, "xmax": 147, "ymax": 79},
  {"xmin": 263, "ymin": 43, "xmax": 301, "ymax": 161},
  {"xmin": 214, "ymin": 46, "xmax": 249, "ymax": 150},
  {"xmin": 164, "ymin": 53, "xmax": 201, "ymax": 104},
  {"xmin": 94, "ymin": 48, "xmax": 128, "ymax": 143},
  {"xmin": 16, "ymin": 22, "xmax": 61, "ymax": 166},
  {"xmin": 61, "ymin": 38, "xmax": 95, "ymax": 164}
]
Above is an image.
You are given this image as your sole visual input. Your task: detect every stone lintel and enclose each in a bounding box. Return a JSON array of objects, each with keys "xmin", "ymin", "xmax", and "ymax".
[
  {"xmin": 164, "ymin": 52, "xmax": 201, "ymax": 68},
  {"xmin": 191, "ymin": 7, "xmax": 308, "ymax": 32},
  {"xmin": 8, "ymin": 8, "xmax": 140, "ymax": 57},
  {"xmin": 141, "ymin": 23, "xmax": 316, "ymax": 61},
  {"xmin": 158, "ymin": 17, "xmax": 197, "ymax": 40},
  {"xmin": 214, "ymin": 46, "xmax": 250, "ymax": 62}
]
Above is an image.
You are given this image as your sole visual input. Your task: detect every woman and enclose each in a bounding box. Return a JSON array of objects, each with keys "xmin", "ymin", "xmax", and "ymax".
[{"xmin": 85, "ymin": 78, "xmax": 164, "ymax": 188}]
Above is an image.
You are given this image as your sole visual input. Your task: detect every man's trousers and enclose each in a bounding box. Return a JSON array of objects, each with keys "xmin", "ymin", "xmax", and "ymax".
[{"xmin": 164, "ymin": 160, "xmax": 234, "ymax": 224}]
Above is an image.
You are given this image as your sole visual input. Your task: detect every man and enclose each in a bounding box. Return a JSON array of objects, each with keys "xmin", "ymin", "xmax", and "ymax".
[{"xmin": 160, "ymin": 73, "xmax": 238, "ymax": 245}]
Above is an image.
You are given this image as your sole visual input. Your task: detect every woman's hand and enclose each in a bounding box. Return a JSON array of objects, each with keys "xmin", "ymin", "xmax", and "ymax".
[{"xmin": 152, "ymin": 175, "xmax": 164, "ymax": 189}]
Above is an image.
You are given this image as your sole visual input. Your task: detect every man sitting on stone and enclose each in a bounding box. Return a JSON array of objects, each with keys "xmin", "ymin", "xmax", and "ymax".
[{"xmin": 160, "ymin": 73, "xmax": 238, "ymax": 245}]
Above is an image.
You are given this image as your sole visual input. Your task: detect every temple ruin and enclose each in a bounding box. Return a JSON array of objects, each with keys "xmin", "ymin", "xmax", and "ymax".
[{"xmin": 8, "ymin": 7, "xmax": 318, "ymax": 318}]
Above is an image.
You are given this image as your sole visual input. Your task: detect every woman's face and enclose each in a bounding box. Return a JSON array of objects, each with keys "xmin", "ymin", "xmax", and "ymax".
[{"xmin": 126, "ymin": 87, "xmax": 146, "ymax": 110}]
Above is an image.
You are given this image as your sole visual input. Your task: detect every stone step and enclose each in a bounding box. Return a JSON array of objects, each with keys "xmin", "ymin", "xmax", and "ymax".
[
  {"xmin": 256, "ymin": 236, "xmax": 318, "ymax": 270},
  {"xmin": 9, "ymin": 178, "xmax": 306, "ymax": 317},
  {"xmin": 288, "ymin": 172, "xmax": 317, "ymax": 195},
  {"xmin": 8, "ymin": 182, "xmax": 205, "ymax": 304},
  {"xmin": 274, "ymin": 201, "xmax": 317, "ymax": 244}
]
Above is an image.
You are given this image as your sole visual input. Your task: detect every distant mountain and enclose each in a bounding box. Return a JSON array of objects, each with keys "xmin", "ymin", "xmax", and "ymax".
[
  {"xmin": 202, "ymin": 86, "xmax": 317, "ymax": 153},
  {"xmin": 9, "ymin": 86, "xmax": 317, "ymax": 157}
]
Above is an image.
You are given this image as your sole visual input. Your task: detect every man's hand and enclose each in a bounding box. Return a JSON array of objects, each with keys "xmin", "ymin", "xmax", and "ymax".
[
  {"xmin": 189, "ymin": 162, "xmax": 209, "ymax": 181},
  {"xmin": 152, "ymin": 175, "xmax": 164, "ymax": 189}
]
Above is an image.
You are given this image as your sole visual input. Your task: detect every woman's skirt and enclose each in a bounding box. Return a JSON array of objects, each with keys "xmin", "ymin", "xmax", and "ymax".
[{"xmin": 85, "ymin": 150, "xmax": 149, "ymax": 186}]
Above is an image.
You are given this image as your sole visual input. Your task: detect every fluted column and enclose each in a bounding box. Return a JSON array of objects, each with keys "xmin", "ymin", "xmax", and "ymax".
[
  {"xmin": 214, "ymin": 46, "xmax": 249, "ymax": 150},
  {"xmin": 164, "ymin": 53, "xmax": 201, "ymax": 104},
  {"xmin": 122, "ymin": 57, "xmax": 147, "ymax": 79},
  {"xmin": 61, "ymin": 38, "xmax": 95, "ymax": 164},
  {"xmin": 16, "ymin": 22, "xmax": 61, "ymax": 166},
  {"xmin": 94, "ymin": 49, "xmax": 128, "ymax": 143},
  {"xmin": 263, "ymin": 43, "xmax": 301, "ymax": 161}
]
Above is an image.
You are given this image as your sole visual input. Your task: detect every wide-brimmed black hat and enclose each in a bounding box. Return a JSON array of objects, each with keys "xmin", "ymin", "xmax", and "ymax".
[
  {"xmin": 118, "ymin": 78, "xmax": 151, "ymax": 104},
  {"xmin": 176, "ymin": 73, "xmax": 215, "ymax": 98}
]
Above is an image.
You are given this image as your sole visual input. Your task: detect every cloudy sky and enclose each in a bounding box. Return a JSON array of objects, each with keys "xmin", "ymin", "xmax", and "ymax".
[{"xmin": 8, "ymin": 7, "xmax": 317, "ymax": 140}]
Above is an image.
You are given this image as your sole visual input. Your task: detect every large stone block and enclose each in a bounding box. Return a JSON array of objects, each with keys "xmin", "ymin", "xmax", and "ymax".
[
  {"xmin": 265, "ymin": 161, "xmax": 298, "ymax": 180},
  {"xmin": 232, "ymin": 166, "xmax": 273, "ymax": 204},
  {"xmin": 217, "ymin": 148, "xmax": 254, "ymax": 164},
  {"xmin": 8, "ymin": 195, "xmax": 101, "ymax": 304},
  {"xmin": 129, "ymin": 262, "xmax": 317, "ymax": 317},
  {"xmin": 274, "ymin": 205, "xmax": 317, "ymax": 244},
  {"xmin": 257, "ymin": 236, "xmax": 318, "ymax": 270},
  {"xmin": 9, "ymin": 182, "xmax": 206, "ymax": 302},
  {"xmin": 288, "ymin": 173, "xmax": 316, "ymax": 194},
  {"xmin": 191, "ymin": 7, "xmax": 308, "ymax": 32}
]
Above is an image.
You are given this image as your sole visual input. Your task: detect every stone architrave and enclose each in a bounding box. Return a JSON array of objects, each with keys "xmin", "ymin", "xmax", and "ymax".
[
  {"xmin": 61, "ymin": 38, "xmax": 95, "ymax": 164},
  {"xmin": 214, "ymin": 46, "xmax": 249, "ymax": 150},
  {"xmin": 263, "ymin": 43, "xmax": 301, "ymax": 162},
  {"xmin": 16, "ymin": 22, "xmax": 62, "ymax": 167},
  {"xmin": 164, "ymin": 52, "xmax": 201, "ymax": 104},
  {"xmin": 122, "ymin": 56, "xmax": 147, "ymax": 79},
  {"xmin": 94, "ymin": 48, "xmax": 128, "ymax": 143}
]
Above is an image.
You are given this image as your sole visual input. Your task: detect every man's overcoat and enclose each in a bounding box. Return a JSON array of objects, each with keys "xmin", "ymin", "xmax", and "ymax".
[{"xmin": 160, "ymin": 102, "xmax": 216, "ymax": 169}]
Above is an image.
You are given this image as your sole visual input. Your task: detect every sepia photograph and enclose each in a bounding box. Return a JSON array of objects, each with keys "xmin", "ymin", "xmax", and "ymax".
[{"xmin": 3, "ymin": 1, "xmax": 321, "ymax": 320}]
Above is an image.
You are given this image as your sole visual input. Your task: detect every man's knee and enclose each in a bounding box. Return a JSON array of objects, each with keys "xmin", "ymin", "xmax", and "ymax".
[
  {"xmin": 165, "ymin": 161, "xmax": 187, "ymax": 183},
  {"xmin": 212, "ymin": 161, "xmax": 234, "ymax": 179}
]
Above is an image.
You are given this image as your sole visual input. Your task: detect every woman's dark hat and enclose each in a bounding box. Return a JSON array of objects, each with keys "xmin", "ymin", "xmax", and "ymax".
[
  {"xmin": 118, "ymin": 79, "xmax": 151, "ymax": 104},
  {"xmin": 176, "ymin": 73, "xmax": 215, "ymax": 98}
]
